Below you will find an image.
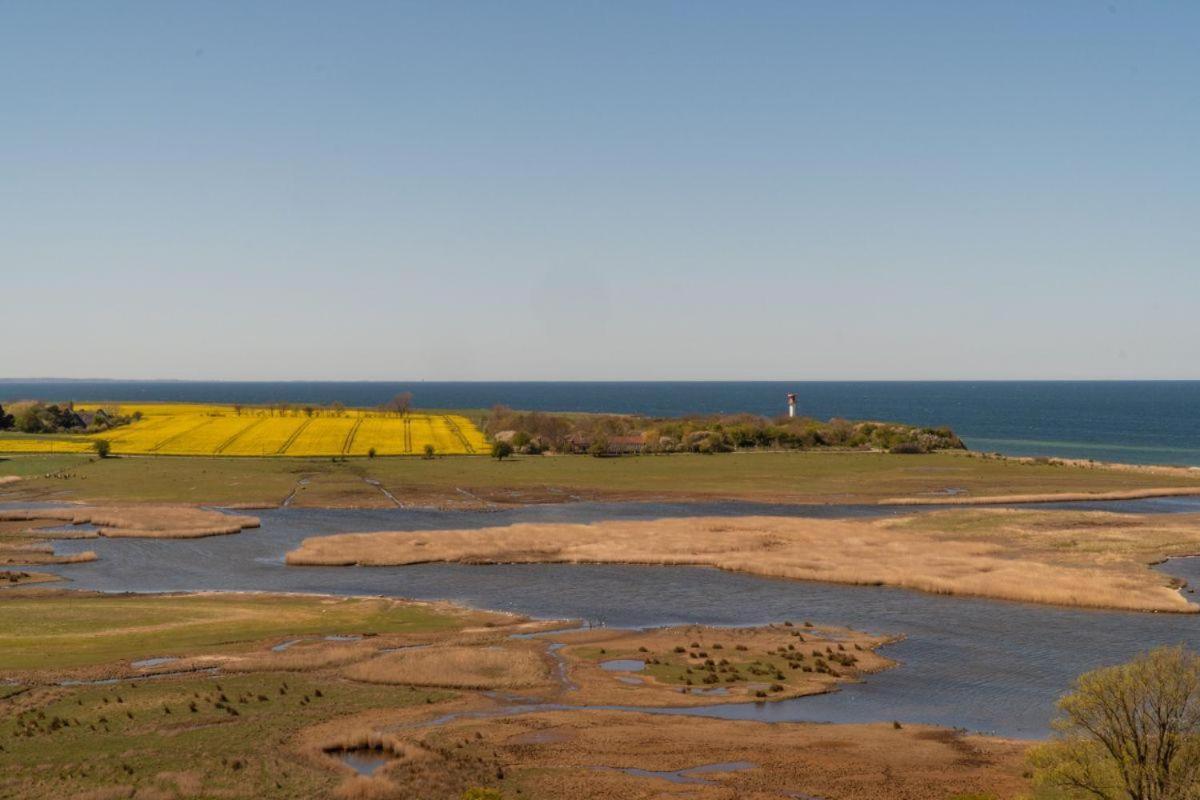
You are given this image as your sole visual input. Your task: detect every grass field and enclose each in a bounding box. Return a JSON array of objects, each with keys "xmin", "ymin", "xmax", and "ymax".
[
  {"xmin": 0, "ymin": 403, "xmax": 488, "ymax": 457},
  {"xmin": 4, "ymin": 449, "xmax": 1200, "ymax": 508},
  {"xmin": 0, "ymin": 593, "xmax": 484, "ymax": 671}
]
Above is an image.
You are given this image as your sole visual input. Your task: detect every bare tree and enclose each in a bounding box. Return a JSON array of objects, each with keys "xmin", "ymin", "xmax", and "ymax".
[
  {"xmin": 1031, "ymin": 646, "xmax": 1200, "ymax": 799},
  {"xmin": 385, "ymin": 392, "xmax": 414, "ymax": 417}
]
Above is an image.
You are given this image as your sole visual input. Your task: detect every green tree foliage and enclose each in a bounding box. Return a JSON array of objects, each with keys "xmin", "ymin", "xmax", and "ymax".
[
  {"xmin": 484, "ymin": 405, "xmax": 963, "ymax": 456},
  {"xmin": 423, "ymin": 443, "xmax": 436, "ymax": 459},
  {"xmin": 588, "ymin": 434, "xmax": 610, "ymax": 457},
  {"xmin": 1030, "ymin": 646, "xmax": 1200, "ymax": 799},
  {"xmin": 491, "ymin": 441, "xmax": 513, "ymax": 461},
  {"xmin": 93, "ymin": 439, "xmax": 111, "ymax": 458},
  {"xmin": 0, "ymin": 404, "xmax": 13, "ymax": 430}
]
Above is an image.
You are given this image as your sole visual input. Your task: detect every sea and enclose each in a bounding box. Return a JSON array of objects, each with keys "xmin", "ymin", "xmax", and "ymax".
[{"xmin": 2, "ymin": 380, "xmax": 1199, "ymax": 467}]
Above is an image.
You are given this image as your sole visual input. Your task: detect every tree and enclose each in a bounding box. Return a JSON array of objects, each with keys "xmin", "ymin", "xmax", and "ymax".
[
  {"xmin": 13, "ymin": 404, "xmax": 45, "ymax": 433},
  {"xmin": 385, "ymin": 392, "xmax": 413, "ymax": 417},
  {"xmin": 0, "ymin": 404, "xmax": 13, "ymax": 430},
  {"xmin": 491, "ymin": 441, "xmax": 513, "ymax": 461},
  {"xmin": 423, "ymin": 444, "xmax": 435, "ymax": 459},
  {"xmin": 1030, "ymin": 646, "xmax": 1200, "ymax": 800},
  {"xmin": 93, "ymin": 439, "xmax": 111, "ymax": 459},
  {"xmin": 588, "ymin": 434, "xmax": 610, "ymax": 458},
  {"xmin": 367, "ymin": 447, "xmax": 377, "ymax": 459}
]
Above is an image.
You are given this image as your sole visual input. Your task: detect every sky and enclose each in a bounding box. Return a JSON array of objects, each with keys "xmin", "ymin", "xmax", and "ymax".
[{"xmin": 2, "ymin": 2, "xmax": 1197, "ymax": 381}]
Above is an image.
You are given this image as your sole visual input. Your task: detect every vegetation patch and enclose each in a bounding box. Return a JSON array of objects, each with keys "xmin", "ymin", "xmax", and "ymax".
[{"xmin": 555, "ymin": 623, "xmax": 894, "ymax": 706}]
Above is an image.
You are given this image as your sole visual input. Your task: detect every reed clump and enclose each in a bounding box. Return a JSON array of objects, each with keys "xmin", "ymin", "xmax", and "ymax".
[{"xmin": 286, "ymin": 510, "xmax": 1200, "ymax": 613}]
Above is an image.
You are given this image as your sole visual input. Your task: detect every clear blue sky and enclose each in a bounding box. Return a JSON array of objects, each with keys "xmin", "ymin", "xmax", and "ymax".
[{"xmin": 2, "ymin": 2, "xmax": 1196, "ymax": 380}]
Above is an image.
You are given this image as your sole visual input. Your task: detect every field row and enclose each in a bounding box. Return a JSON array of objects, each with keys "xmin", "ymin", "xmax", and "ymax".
[{"xmin": 0, "ymin": 406, "xmax": 488, "ymax": 457}]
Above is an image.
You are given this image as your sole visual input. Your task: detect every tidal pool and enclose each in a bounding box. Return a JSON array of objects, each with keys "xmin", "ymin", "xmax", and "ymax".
[{"xmin": 32, "ymin": 498, "xmax": 1200, "ymax": 739}]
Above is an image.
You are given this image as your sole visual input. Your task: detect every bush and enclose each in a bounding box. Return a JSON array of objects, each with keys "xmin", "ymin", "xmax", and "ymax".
[
  {"xmin": 93, "ymin": 439, "xmax": 111, "ymax": 458},
  {"xmin": 889, "ymin": 441, "xmax": 924, "ymax": 455},
  {"xmin": 367, "ymin": 447, "xmax": 377, "ymax": 459},
  {"xmin": 491, "ymin": 441, "xmax": 513, "ymax": 461},
  {"xmin": 423, "ymin": 444, "xmax": 435, "ymax": 459}
]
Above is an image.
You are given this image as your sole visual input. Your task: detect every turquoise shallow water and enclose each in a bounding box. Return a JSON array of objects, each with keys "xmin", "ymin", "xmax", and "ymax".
[{"xmin": 4, "ymin": 379, "xmax": 1200, "ymax": 465}]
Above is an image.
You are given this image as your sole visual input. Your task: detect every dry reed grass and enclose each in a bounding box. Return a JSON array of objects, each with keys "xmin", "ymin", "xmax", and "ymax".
[
  {"xmin": 0, "ymin": 505, "xmax": 259, "ymax": 539},
  {"xmin": 884, "ymin": 487, "xmax": 1200, "ymax": 505},
  {"xmin": 225, "ymin": 644, "xmax": 368, "ymax": 673},
  {"xmin": 343, "ymin": 645, "xmax": 548, "ymax": 690},
  {"xmin": 287, "ymin": 511, "xmax": 1200, "ymax": 613},
  {"xmin": 333, "ymin": 776, "xmax": 402, "ymax": 800}
]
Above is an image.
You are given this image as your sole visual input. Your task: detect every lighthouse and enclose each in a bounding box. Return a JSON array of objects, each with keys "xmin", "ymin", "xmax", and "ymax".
[{"xmin": 786, "ymin": 393, "xmax": 797, "ymax": 418}]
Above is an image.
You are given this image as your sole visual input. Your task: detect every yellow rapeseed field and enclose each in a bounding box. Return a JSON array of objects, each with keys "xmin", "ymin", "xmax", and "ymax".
[
  {"xmin": 0, "ymin": 438, "xmax": 95, "ymax": 454},
  {"xmin": 0, "ymin": 404, "xmax": 488, "ymax": 457}
]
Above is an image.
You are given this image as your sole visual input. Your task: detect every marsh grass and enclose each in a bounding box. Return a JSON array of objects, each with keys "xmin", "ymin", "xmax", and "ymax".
[
  {"xmin": 0, "ymin": 593, "xmax": 486, "ymax": 672},
  {"xmin": 344, "ymin": 646, "xmax": 548, "ymax": 690},
  {"xmin": 0, "ymin": 505, "xmax": 260, "ymax": 539},
  {"xmin": 287, "ymin": 511, "xmax": 1200, "ymax": 613}
]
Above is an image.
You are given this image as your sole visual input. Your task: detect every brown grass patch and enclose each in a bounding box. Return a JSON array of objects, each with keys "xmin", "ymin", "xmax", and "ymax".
[
  {"xmin": 287, "ymin": 511, "xmax": 1200, "ymax": 613},
  {"xmin": 343, "ymin": 645, "xmax": 548, "ymax": 690},
  {"xmin": 332, "ymin": 776, "xmax": 401, "ymax": 800},
  {"xmin": 224, "ymin": 643, "xmax": 369, "ymax": 673},
  {"xmin": 883, "ymin": 486, "xmax": 1200, "ymax": 505},
  {"xmin": 0, "ymin": 505, "xmax": 259, "ymax": 539},
  {"xmin": 304, "ymin": 703, "xmax": 1031, "ymax": 800},
  {"xmin": 0, "ymin": 569, "xmax": 62, "ymax": 586}
]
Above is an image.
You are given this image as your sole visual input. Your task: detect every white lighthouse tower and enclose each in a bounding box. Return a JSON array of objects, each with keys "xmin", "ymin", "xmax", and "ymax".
[{"xmin": 786, "ymin": 392, "xmax": 797, "ymax": 418}]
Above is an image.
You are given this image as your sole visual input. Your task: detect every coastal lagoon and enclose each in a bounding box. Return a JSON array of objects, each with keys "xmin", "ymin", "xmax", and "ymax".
[{"xmin": 31, "ymin": 498, "xmax": 1200, "ymax": 739}]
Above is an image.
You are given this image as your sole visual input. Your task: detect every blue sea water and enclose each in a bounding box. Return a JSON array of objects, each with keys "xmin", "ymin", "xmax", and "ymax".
[{"xmin": 3, "ymin": 380, "xmax": 1200, "ymax": 467}]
